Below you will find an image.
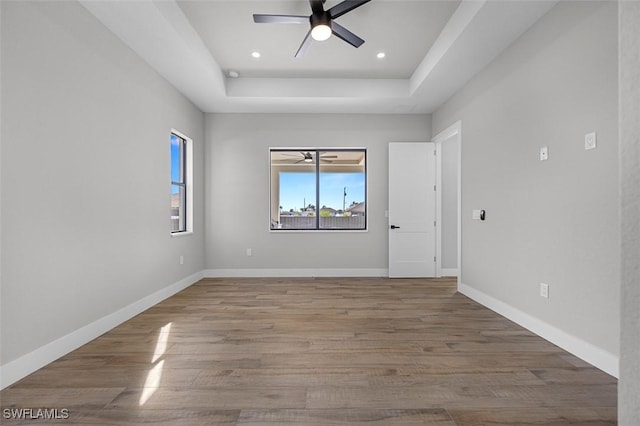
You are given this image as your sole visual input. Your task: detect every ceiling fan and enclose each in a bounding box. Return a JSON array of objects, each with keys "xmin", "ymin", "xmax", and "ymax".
[
  {"xmin": 280, "ymin": 151, "xmax": 338, "ymax": 164},
  {"xmin": 253, "ymin": 0, "xmax": 372, "ymax": 58}
]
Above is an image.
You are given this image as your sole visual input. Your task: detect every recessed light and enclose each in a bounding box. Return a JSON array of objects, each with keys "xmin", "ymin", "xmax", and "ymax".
[
  {"xmin": 251, "ymin": 51, "xmax": 261, "ymax": 58},
  {"xmin": 228, "ymin": 70, "xmax": 240, "ymax": 78},
  {"xmin": 376, "ymin": 52, "xmax": 386, "ymax": 59}
]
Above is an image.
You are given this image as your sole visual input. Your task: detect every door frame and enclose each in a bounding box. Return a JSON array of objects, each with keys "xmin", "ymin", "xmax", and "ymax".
[{"xmin": 431, "ymin": 121, "xmax": 462, "ymax": 280}]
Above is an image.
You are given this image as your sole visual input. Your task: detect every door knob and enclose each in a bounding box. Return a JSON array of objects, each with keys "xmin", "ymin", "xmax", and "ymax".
[{"xmin": 390, "ymin": 225, "xmax": 400, "ymax": 229}]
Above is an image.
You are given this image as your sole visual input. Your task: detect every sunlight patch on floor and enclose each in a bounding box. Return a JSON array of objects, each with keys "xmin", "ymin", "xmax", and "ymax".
[
  {"xmin": 139, "ymin": 322, "xmax": 172, "ymax": 406},
  {"xmin": 152, "ymin": 322, "xmax": 172, "ymax": 363},
  {"xmin": 139, "ymin": 360, "xmax": 164, "ymax": 406}
]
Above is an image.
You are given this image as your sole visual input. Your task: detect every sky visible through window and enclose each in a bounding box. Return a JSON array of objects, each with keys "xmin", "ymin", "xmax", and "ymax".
[
  {"xmin": 170, "ymin": 134, "xmax": 181, "ymax": 192},
  {"xmin": 279, "ymin": 172, "xmax": 365, "ymax": 212}
]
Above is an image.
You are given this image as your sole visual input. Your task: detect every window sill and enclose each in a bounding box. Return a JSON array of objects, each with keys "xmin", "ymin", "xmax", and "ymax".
[{"xmin": 171, "ymin": 231, "xmax": 193, "ymax": 237}]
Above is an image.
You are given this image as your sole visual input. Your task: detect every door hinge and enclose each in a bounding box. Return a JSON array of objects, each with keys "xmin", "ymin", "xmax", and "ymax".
[
  {"xmin": 434, "ymin": 220, "xmax": 436, "ymax": 227},
  {"xmin": 433, "ymin": 185, "xmax": 436, "ymax": 191},
  {"xmin": 434, "ymin": 256, "xmax": 436, "ymax": 262}
]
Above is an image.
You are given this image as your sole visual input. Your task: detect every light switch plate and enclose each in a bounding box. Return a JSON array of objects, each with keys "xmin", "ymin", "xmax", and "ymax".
[
  {"xmin": 540, "ymin": 283, "xmax": 549, "ymax": 299},
  {"xmin": 585, "ymin": 132, "xmax": 597, "ymax": 150}
]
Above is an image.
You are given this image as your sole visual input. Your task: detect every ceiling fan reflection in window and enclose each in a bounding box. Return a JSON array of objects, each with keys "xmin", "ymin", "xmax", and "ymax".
[
  {"xmin": 253, "ymin": 0, "xmax": 372, "ymax": 58},
  {"xmin": 280, "ymin": 151, "xmax": 338, "ymax": 164}
]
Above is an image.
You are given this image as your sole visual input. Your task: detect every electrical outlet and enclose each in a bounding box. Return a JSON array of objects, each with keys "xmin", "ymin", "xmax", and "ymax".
[
  {"xmin": 246, "ymin": 248, "xmax": 252, "ymax": 257},
  {"xmin": 179, "ymin": 255, "xmax": 184, "ymax": 265},
  {"xmin": 540, "ymin": 283, "xmax": 549, "ymax": 299}
]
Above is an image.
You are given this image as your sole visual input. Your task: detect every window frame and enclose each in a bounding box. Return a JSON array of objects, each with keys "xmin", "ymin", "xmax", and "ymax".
[
  {"xmin": 170, "ymin": 130, "xmax": 193, "ymax": 236},
  {"xmin": 269, "ymin": 148, "xmax": 368, "ymax": 232}
]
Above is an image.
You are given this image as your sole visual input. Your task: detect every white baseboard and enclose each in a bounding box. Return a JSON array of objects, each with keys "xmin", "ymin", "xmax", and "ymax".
[
  {"xmin": 458, "ymin": 281, "xmax": 619, "ymax": 378},
  {"xmin": 440, "ymin": 268, "xmax": 458, "ymax": 277},
  {"xmin": 0, "ymin": 271, "xmax": 203, "ymax": 390},
  {"xmin": 203, "ymin": 268, "xmax": 388, "ymax": 278}
]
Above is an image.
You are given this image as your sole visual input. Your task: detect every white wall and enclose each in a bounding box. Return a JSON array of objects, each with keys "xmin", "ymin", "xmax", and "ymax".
[
  {"xmin": 619, "ymin": 0, "xmax": 640, "ymax": 422},
  {"xmin": 204, "ymin": 113, "xmax": 431, "ymax": 276},
  {"xmin": 0, "ymin": 1, "xmax": 205, "ymax": 386},
  {"xmin": 432, "ymin": 1, "xmax": 619, "ymax": 374}
]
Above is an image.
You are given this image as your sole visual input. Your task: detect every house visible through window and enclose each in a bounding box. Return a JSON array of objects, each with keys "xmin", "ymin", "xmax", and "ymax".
[
  {"xmin": 171, "ymin": 131, "xmax": 192, "ymax": 234},
  {"xmin": 270, "ymin": 149, "xmax": 367, "ymax": 230}
]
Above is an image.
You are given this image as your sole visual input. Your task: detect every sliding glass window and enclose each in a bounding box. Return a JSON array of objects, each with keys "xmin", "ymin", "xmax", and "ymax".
[{"xmin": 270, "ymin": 149, "xmax": 366, "ymax": 231}]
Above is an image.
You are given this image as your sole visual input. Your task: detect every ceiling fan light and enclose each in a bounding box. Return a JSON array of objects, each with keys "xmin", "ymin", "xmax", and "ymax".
[{"xmin": 311, "ymin": 23, "xmax": 332, "ymax": 41}]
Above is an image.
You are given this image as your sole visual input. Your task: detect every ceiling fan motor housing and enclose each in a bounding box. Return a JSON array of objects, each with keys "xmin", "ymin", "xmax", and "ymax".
[{"xmin": 310, "ymin": 11, "xmax": 331, "ymax": 29}]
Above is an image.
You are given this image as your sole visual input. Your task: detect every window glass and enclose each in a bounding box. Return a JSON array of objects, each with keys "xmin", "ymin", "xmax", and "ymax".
[
  {"xmin": 171, "ymin": 133, "xmax": 188, "ymax": 233},
  {"xmin": 319, "ymin": 158, "xmax": 366, "ymax": 229},
  {"xmin": 170, "ymin": 134, "xmax": 183, "ymax": 183}
]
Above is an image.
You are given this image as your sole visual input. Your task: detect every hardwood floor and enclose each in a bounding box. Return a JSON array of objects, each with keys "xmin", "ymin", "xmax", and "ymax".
[{"xmin": 1, "ymin": 277, "xmax": 617, "ymax": 425}]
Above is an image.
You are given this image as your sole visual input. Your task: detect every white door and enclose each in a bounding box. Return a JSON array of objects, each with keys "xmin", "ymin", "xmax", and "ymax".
[{"xmin": 388, "ymin": 142, "xmax": 436, "ymax": 278}]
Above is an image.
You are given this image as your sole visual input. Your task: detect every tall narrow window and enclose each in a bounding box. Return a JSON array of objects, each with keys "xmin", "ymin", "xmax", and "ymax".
[
  {"xmin": 171, "ymin": 131, "xmax": 192, "ymax": 234},
  {"xmin": 270, "ymin": 149, "xmax": 367, "ymax": 231}
]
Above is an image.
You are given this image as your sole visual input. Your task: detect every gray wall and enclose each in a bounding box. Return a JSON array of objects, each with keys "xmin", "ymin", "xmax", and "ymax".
[
  {"xmin": 619, "ymin": 0, "xmax": 640, "ymax": 422},
  {"xmin": 0, "ymin": 1, "xmax": 204, "ymax": 366},
  {"xmin": 204, "ymin": 113, "xmax": 430, "ymax": 273},
  {"xmin": 433, "ymin": 1, "xmax": 619, "ymax": 357}
]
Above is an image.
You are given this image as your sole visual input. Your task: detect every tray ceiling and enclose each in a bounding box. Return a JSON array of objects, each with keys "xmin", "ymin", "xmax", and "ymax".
[{"xmin": 80, "ymin": 0, "xmax": 557, "ymax": 114}]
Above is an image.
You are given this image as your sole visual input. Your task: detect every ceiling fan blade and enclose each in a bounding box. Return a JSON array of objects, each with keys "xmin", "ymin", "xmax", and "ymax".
[
  {"xmin": 253, "ymin": 14, "xmax": 309, "ymax": 24},
  {"xmin": 295, "ymin": 30, "xmax": 313, "ymax": 58},
  {"xmin": 309, "ymin": 0, "xmax": 325, "ymax": 15},
  {"xmin": 331, "ymin": 21, "xmax": 364, "ymax": 48},
  {"xmin": 327, "ymin": 0, "xmax": 371, "ymax": 19}
]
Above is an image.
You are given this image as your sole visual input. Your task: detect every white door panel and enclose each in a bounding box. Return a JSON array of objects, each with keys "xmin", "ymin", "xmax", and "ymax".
[{"xmin": 389, "ymin": 142, "xmax": 436, "ymax": 278}]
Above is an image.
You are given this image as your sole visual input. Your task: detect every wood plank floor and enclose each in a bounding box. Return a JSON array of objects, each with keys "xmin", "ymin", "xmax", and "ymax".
[{"xmin": 1, "ymin": 277, "xmax": 617, "ymax": 425}]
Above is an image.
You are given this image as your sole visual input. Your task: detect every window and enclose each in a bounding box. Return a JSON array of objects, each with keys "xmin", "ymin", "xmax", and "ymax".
[
  {"xmin": 270, "ymin": 149, "xmax": 367, "ymax": 230},
  {"xmin": 171, "ymin": 131, "xmax": 192, "ymax": 234}
]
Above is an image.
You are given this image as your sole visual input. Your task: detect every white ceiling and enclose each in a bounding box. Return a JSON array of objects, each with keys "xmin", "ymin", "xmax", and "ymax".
[
  {"xmin": 178, "ymin": 0, "xmax": 460, "ymax": 79},
  {"xmin": 79, "ymin": 0, "xmax": 557, "ymax": 114}
]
